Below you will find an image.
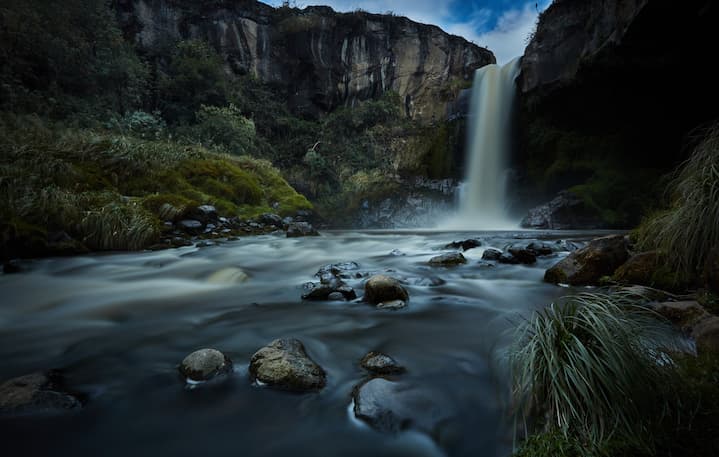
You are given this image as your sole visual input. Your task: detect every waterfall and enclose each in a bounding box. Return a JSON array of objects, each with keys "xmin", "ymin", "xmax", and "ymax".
[{"xmin": 453, "ymin": 57, "xmax": 521, "ymax": 229}]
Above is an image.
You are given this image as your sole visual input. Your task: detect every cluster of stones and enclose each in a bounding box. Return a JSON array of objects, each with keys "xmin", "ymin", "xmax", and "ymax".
[{"xmin": 150, "ymin": 207, "xmax": 320, "ymax": 250}]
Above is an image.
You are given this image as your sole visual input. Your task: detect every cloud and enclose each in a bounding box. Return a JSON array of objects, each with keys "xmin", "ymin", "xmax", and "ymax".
[{"xmin": 446, "ymin": 2, "xmax": 543, "ymax": 65}]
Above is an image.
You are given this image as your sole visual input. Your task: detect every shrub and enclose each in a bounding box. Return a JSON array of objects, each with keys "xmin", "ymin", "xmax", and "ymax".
[
  {"xmin": 181, "ymin": 104, "xmax": 256, "ymax": 154},
  {"xmin": 110, "ymin": 111, "xmax": 167, "ymax": 140},
  {"xmin": 510, "ymin": 292, "xmax": 683, "ymax": 450},
  {"xmin": 638, "ymin": 123, "xmax": 719, "ymax": 282}
]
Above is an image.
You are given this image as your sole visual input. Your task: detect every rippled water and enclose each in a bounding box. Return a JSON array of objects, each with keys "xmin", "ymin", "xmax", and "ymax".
[{"xmin": 0, "ymin": 230, "xmax": 608, "ymax": 457}]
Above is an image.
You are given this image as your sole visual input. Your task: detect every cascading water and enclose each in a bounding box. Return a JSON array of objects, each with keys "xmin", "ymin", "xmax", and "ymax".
[{"xmin": 450, "ymin": 57, "xmax": 521, "ymax": 229}]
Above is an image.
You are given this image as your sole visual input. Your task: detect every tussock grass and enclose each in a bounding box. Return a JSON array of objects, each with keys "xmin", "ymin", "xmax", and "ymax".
[
  {"xmin": 510, "ymin": 292, "xmax": 684, "ymax": 451},
  {"xmin": 638, "ymin": 123, "xmax": 719, "ymax": 282}
]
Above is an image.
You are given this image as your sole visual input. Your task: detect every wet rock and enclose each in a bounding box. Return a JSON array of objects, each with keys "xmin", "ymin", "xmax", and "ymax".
[
  {"xmin": 555, "ymin": 239, "xmax": 581, "ymax": 252},
  {"xmin": 390, "ymin": 249, "xmax": 406, "ymax": 256},
  {"xmin": 544, "ymin": 234, "xmax": 629, "ymax": 285},
  {"xmin": 481, "ymin": 248, "xmax": 503, "ymax": 261},
  {"xmin": 692, "ymin": 316, "xmax": 719, "ymax": 354},
  {"xmin": 507, "ymin": 248, "xmax": 537, "ymax": 265},
  {"xmin": 498, "ymin": 254, "xmax": 520, "ymax": 265},
  {"xmin": 444, "ymin": 239, "xmax": 481, "ymax": 251},
  {"xmin": 179, "ymin": 349, "xmax": 232, "ymax": 382},
  {"xmin": 249, "ymin": 339, "xmax": 326, "ymax": 391},
  {"xmin": 352, "ymin": 378, "xmax": 449, "ymax": 433},
  {"xmin": 613, "ymin": 250, "xmax": 663, "ymax": 286},
  {"xmin": 302, "ymin": 285, "xmax": 335, "ymax": 300},
  {"xmin": 429, "ymin": 252, "xmax": 467, "ymax": 266},
  {"xmin": 526, "ymin": 242, "xmax": 553, "ymax": 256},
  {"xmin": 0, "ymin": 371, "xmax": 82, "ymax": 414},
  {"xmin": 376, "ymin": 299, "xmax": 407, "ymax": 310},
  {"xmin": 195, "ymin": 240, "xmax": 215, "ymax": 248},
  {"xmin": 258, "ymin": 213, "xmax": 283, "ymax": 227},
  {"xmin": 653, "ymin": 301, "xmax": 710, "ymax": 332},
  {"xmin": 171, "ymin": 237, "xmax": 193, "ymax": 247},
  {"xmin": 178, "ymin": 219, "xmax": 204, "ymax": 235},
  {"xmin": 520, "ymin": 190, "xmax": 605, "ymax": 230},
  {"xmin": 286, "ymin": 222, "xmax": 320, "ymax": 238},
  {"xmin": 315, "ymin": 262, "xmax": 360, "ymax": 279},
  {"xmin": 328, "ymin": 292, "xmax": 346, "ymax": 301},
  {"xmin": 360, "ymin": 351, "xmax": 406, "ymax": 375},
  {"xmin": 282, "ymin": 216, "xmax": 294, "ymax": 228},
  {"xmin": 363, "ymin": 275, "xmax": 409, "ymax": 304},
  {"xmin": 188, "ymin": 205, "xmax": 218, "ymax": 223}
]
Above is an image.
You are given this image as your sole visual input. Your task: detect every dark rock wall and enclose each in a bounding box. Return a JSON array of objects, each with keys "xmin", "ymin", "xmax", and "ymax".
[
  {"xmin": 515, "ymin": 0, "xmax": 719, "ymax": 226},
  {"xmin": 115, "ymin": 0, "xmax": 494, "ymax": 120}
]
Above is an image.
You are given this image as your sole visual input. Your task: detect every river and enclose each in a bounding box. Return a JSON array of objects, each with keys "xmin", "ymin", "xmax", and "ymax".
[{"xmin": 0, "ymin": 229, "xmax": 609, "ymax": 457}]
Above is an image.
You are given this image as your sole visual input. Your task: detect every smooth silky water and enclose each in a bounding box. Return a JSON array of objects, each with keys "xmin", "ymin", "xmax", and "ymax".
[{"xmin": 0, "ymin": 230, "xmax": 609, "ymax": 457}]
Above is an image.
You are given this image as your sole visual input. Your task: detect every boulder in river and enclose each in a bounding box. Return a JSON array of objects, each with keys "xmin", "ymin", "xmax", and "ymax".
[
  {"xmin": 179, "ymin": 349, "xmax": 233, "ymax": 382},
  {"xmin": 258, "ymin": 213, "xmax": 283, "ymax": 227},
  {"xmin": 363, "ymin": 275, "xmax": 409, "ymax": 305},
  {"xmin": 613, "ymin": 250, "xmax": 664, "ymax": 286},
  {"xmin": 481, "ymin": 248, "xmax": 502, "ymax": 261},
  {"xmin": 249, "ymin": 339, "xmax": 326, "ymax": 391},
  {"xmin": 316, "ymin": 262, "xmax": 361, "ymax": 280},
  {"xmin": 360, "ymin": 351, "xmax": 406, "ymax": 375},
  {"xmin": 376, "ymin": 299, "xmax": 407, "ymax": 310},
  {"xmin": 352, "ymin": 378, "xmax": 450, "ymax": 434},
  {"xmin": 526, "ymin": 242, "xmax": 554, "ymax": 256},
  {"xmin": 0, "ymin": 371, "xmax": 82, "ymax": 415},
  {"xmin": 429, "ymin": 252, "xmax": 467, "ymax": 266},
  {"xmin": 444, "ymin": 239, "xmax": 481, "ymax": 251},
  {"xmin": 286, "ymin": 222, "xmax": 320, "ymax": 238},
  {"xmin": 652, "ymin": 301, "xmax": 710, "ymax": 333},
  {"xmin": 544, "ymin": 234, "xmax": 629, "ymax": 285},
  {"xmin": 188, "ymin": 205, "xmax": 218, "ymax": 223},
  {"xmin": 507, "ymin": 248, "xmax": 537, "ymax": 265}
]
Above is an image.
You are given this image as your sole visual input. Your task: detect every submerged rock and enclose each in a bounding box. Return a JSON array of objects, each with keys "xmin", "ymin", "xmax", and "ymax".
[
  {"xmin": 249, "ymin": 339, "xmax": 326, "ymax": 391},
  {"xmin": 315, "ymin": 262, "xmax": 360, "ymax": 279},
  {"xmin": 286, "ymin": 222, "xmax": 320, "ymax": 238},
  {"xmin": 429, "ymin": 252, "xmax": 467, "ymax": 266},
  {"xmin": 207, "ymin": 267, "xmax": 249, "ymax": 284},
  {"xmin": 544, "ymin": 234, "xmax": 629, "ymax": 285},
  {"xmin": 179, "ymin": 349, "xmax": 233, "ymax": 382},
  {"xmin": 444, "ymin": 239, "xmax": 481, "ymax": 251},
  {"xmin": 0, "ymin": 371, "xmax": 82, "ymax": 415},
  {"xmin": 360, "ymin": 351, "xmax": 406, "ymax": 375},
  {"xmin": 363, "ymin": 275, "xmax": 409, "ymax": 305},
  {"xmin": 352, "ymin": 378, "xmax": 449, "ymax": 434},
  {"xmin": 376, "ymin": 299, "xmax": 407, "ymax": 310}
]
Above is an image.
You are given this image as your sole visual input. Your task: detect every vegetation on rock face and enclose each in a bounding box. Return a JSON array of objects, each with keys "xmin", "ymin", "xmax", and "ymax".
[
  {"xmin": 510, "ymin": 292, "xmax": 683, "ymax": 453},
  {"xmin": 637, "ymin": 124, "xmax": 719, "ymax": 285}
]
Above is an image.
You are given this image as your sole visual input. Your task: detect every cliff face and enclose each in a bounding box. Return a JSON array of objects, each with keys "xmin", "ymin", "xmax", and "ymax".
[
  {"xmin": 115, "ymin": 0, "xmax": 494, "ymax": 120},
  {"xmin": 514, "ymin": 0, "xmax": 719, "ymax": 227}
]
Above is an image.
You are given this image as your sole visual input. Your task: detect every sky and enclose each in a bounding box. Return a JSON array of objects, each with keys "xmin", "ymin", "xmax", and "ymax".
[{"xmin": 263, "ymin": 0, "xmax": 552, "ymax": 64}]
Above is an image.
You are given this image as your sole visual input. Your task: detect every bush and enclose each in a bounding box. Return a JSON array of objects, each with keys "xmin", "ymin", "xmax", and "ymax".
[
  {"xmin": 638, "ymin": 123, "xmax": 719, "ymax": 282},
  {"xmin": 110, "ymin": 111, "xmax": 167, "ymax": 139},
  {"xmin": 510, "ymin": 292, "xmax": 683, "ymax": 451},
  {"xmin": 180, "ymin": 104, "xmax": 256, "ymax": 154}
]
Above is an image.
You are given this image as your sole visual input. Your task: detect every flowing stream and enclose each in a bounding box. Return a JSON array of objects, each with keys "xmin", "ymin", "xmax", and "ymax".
[{"xmin": 0, "ymin": 230, "xmax": 607, "ymax": 457}]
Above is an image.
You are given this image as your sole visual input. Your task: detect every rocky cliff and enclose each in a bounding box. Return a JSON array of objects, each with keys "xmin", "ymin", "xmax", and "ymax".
[
  {"xmin": 515, "ymin": 0, "xmax": 719, "ymax": 227},
  {"xmin": 115, "ymin": 0, "xmax": 494, "ymax": 121}
]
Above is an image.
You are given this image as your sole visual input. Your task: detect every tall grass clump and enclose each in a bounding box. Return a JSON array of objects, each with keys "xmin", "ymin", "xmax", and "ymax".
[
  {"xmin": 638, "ymin": 123, "xmax": 719, "ymax": 282},
  {"xmin": 510, "ymin": 292, "xmax": 684, "ymax": 453}
]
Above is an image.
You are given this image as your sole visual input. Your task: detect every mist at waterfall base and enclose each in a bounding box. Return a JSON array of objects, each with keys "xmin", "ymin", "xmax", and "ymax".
[{"xmin": 444, "ymin": 58, "xmax": 522, "ymax": 230}]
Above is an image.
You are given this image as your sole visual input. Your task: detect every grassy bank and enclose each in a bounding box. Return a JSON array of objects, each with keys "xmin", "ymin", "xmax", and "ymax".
[{"xmin": 0, "ymin": 115, "xmax": 310, "ymax": 258}]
